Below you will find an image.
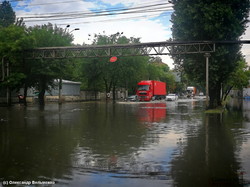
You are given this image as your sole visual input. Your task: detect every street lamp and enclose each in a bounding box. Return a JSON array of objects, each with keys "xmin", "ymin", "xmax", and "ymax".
[
  {"xmin": 70, "ymin": 28, "xmax": 80, "ymax": 33},
  {"xmin": 58, "ymin": 25, "xmax": 79, "ymax": 104},
  {"xmin": 64, "ymin": 25, "xmax": 70, "ymax": 33}
]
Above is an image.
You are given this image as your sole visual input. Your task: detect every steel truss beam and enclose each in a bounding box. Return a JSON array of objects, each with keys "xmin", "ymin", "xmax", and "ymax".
[
  {"xmin": 25, "ymin": 41, "xmax": 217, "ymax": 59},
  {"xmin": 24, "ymin": 40, "xmax": 250, "ymax": 59}
]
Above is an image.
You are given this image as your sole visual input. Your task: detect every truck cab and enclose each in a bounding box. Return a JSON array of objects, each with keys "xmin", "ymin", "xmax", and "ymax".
[
  {"xmin": 137, "ymin": 81, "xmax": 153, "ymax": 101},
  {"xmin": 186, "ymin": 86, "xmax": 197, "ymax": 98}
]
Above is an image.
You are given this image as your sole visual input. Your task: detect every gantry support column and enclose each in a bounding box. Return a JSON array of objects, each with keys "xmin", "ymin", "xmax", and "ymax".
[{"xmin": 204, "ymin": 53, "xmax": 211, "ymax": 108}]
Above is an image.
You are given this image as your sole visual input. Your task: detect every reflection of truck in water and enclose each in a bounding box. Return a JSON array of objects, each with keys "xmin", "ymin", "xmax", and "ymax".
[
  {"xmin": 138, "ymin": 103, "xmax": 167, "ymax": 123},
  {"xmin": 136, "ymin": 80, "xmax": 166, "ymax": 101},
  {"xmin": 187, "ymin": 86, "xmax": 197, "ymax": 98}
]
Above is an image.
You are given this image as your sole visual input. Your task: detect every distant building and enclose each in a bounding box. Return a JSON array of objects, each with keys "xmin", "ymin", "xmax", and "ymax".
[
  {"xmin": 18, "ymin": 79, "xmax": 81, "ymax": 97},
  {"xmin": 16, "ymin": 79, "xmax": 81, "ymax": 103},
  {"xmin": 44, "ymin": 79, "xmax": 81, "ymax": 102},
  {"xmin": 48, "ymin": 79, "xmax": 81, "ymax": 96}
]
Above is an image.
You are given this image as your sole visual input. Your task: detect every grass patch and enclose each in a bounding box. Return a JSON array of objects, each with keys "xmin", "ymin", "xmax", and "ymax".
[{"xmin": 205, "ymin": 107, "xmax": 226, "ymax": 114}]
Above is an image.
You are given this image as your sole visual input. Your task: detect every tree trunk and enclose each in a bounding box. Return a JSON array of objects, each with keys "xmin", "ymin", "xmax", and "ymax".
[
  {"xmin": 38, "ymin": 89, "xmax": 45, "ymax": 106},
  {"xmin": 6, "ymin": 61, "xmax": 11, "ymax": 106},
  {"xmin": 23, "ymin": 84, "xmax": 28, "ymax": 106},
  {"xmin": 6, "ymin": 86, "xmax": 11, "ymax": 106},
  {"xmin": 103, "ymin": 78, "xmax": 113, "ymax": 100},
  {"xmin": 38, "ymin": 79, "xmax": 46, "ymax": 106},
  {"xmin": 1, "ymin": 56, "xmax": 5, "ymax": 81},
  {"xmin": 112, "ymin": 85, "xmax": 116, "ymax": 102},
  {"xmin": 208, "ymin": 83, "xmax": 222, "ymax": 109}
]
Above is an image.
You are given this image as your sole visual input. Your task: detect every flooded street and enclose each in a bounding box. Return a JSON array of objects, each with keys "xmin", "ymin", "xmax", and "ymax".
[{"xmin": 0, "ymin": 99, "xmax": 250, "ymax": 187}]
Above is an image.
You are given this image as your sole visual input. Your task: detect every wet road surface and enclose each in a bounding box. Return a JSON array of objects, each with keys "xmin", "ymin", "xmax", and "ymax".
[{"xmin": 0, "ymin": 99, "xmax": 249, "ymax": 186}]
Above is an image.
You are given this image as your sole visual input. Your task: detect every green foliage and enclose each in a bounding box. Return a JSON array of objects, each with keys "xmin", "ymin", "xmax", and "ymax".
[
  {"xmin": 80, "ymin": 58, "xmax": 104, "ymax": 91},
  {"xmin": 81, "ymin": 33, "xmax": 175, "ymax": 97},
  {"xmin": 0, "ymin": 25, "xmax": 33, "ymax": 91},
  {"xmin": 171, "ymin": 0, "xmax": 250, "ymax": 108},
  {"xmin": 82, "ymin": 33, "xmax": 151, "ymax": 96},
  {"xmin": 0, "ymin": 25, "xmax": 32, "ymax": 56},
  {"xmin": 1, "ymin": 72, "xmax": 26, "ymax": 89},
  {"xmin": 226, "ymin": 59, "xmax": 250, "ymax": 90},
  {"xmin": 146, "ymin": 60, "xmax": 176, "ymax": 92},
  {"xmin": 0, "ymin": 0, "xmax": 15, "ymax": 27},
  {"xmin": 25, "ymin": 23, "xmax": 75, "ymax": 105},
  {"xmin": 28, "ymin": 23, "xmax": 73, "ymax": 47},
  {"xmin": 116, "ymin": 55, "xmax": 149, "ymax": 94}
]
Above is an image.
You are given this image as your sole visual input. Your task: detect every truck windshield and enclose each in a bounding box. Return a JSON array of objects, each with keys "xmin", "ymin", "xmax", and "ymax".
[{"xmin": 138, "ymin": 85, "xmax": 149, "ymax": 91}]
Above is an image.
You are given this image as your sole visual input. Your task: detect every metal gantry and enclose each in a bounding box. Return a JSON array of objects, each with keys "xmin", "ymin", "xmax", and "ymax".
[
  {"xmin": 25, "ymin": 41, "xmax": 217, "ymax": 59},
  {"xmin": 24, "ymin": 40, "xmax": 250, "ymax": 107}
]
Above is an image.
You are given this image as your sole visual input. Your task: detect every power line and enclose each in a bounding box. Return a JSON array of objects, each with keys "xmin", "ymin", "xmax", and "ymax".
[
  {"xmin": 12, "ymin": 0, "xmax": 166, "ymax": 8},
  {"xmin": 11, "ymin": 0, "xmax": 86, "ymax": 7},
  {"xmin": 57, "ymin": 12, "xmax": 172, "ymax": 26},
  {"xmin": 22, "ymin": 9, "xmax": 172, "ymax": 23},
  {"xmin": 11, "ymin": 0, "xmax": 173, "ymax": 26},
  {"xmin": 17, "ymin": 2, "xmax": 173, "ymax": 23},
  {"xmin": 21, "ymin": 6, "xmax": 172, "ymax": 20},
  {"xmin": 18, "ymin": 1, "xmax": 172, "ymax": 17}
]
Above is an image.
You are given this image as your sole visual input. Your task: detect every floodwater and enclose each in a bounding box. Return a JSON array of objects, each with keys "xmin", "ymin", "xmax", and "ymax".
[{"xmin": 0, "ymin": 99, "xmax": 249, "ymax": 187}]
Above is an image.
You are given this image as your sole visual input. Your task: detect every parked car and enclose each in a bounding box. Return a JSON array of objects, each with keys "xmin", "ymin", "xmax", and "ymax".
[
  {"xmin": 166, "ymin": 94, "xmax": 178, "ymax": 101},
  {"xmin": 126, "ymin": 95, "xmax": 138, "ymax": 102}
]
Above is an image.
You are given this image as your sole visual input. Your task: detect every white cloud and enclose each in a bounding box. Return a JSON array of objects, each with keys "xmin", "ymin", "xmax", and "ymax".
[
  {"xmin": 14, "ymin": 0, "xmax": 174, "ymax": 68},
  {"xmin": 74, "ymin": 19, "xmax": 171, "ymax": 44},
  {"xmin": 100, "ymin": 0, "xmax": 162, "ymax": 6},
  {"xmin": 14, "ymin": 1, "xmax": 250, "ymax": 70},
  {"xmin": 17, "ymin": 0, "xmax": 95, "ymax": 13},
  {"xmin": 72, "ymin": 19, "xmax": 174, "ymax": 68}
]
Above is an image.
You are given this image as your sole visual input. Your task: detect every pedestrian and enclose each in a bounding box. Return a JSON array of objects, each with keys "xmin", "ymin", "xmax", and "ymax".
[{"xmin": 18, "ymin": 93, "xmax": 24, "ymax": 103}]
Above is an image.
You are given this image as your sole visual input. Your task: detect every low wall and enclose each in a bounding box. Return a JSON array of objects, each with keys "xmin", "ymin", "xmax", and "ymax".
[
  {"xmin": 243, "ymin": 88, "xmax": 250, "ymax": 98},
  {"xmin": 0, "ymin": 96, "xmax": 35, "ymax": 104},
  {"xmin": 0, "ymin": 90, "xmax": 127, "ymax": 104}
]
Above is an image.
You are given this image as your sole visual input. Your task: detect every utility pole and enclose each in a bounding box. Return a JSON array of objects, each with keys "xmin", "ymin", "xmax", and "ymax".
[
  {"xmin": 58, "ymin": 25, "xmax": 70, "ymax": 104},
  {"xmin": 6, "ymin": 60, "xmax": 10, "ymax": 106},
  {"xmin": 204, "ymin": 53, "xmax": 211, "ymax": 108},
  {"xmin": 58, "ymin": 25, "xmax": 80, "ymax": 104},
  {"xmin": 58, "ymin": 77, "xmax": 62, "ymax": 104}
]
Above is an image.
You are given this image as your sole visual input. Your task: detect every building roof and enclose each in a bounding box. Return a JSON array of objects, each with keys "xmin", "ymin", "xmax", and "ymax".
[{"xmin": 54, "ymin": 79, "xmax": 81, "ymax": 85}]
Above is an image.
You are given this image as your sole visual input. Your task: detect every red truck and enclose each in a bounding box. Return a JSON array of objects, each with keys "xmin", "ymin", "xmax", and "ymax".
[{"xmin": 136, "ymin": 80, "xmax": 166, "ymax": 101}]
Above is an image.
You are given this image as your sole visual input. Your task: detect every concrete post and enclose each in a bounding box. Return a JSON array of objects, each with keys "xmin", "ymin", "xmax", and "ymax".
[
  {"xmin": 58, "ymin": 78, "xmax": 62, "ymax": 104},
  {"xmin": 204, "ymin": 53, "xmax": 211, "ymax": 108}
]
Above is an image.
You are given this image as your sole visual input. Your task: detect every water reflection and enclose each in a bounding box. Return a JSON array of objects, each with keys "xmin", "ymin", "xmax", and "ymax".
[
  {"xmin": 243, "ymin": 100, "xmax": 250, "ymax": 121},
  {"xmin": 0, "ymin": 105, "xmax": 80, "ymax": 182},
  {"xmin": 137, "ymin": 103, "xmax": 166, "ymax": 123},
  {"xmin": 227, "ymin": 99, "xmax": 250, "ymax": 121},
  {"xmin": 171, "ymin": 110, "xmax": 250, "ymax": 187},
  {"xmin": 0, "ymin": 100, "xmax": 249, "ymax": 187},
  {"xmin": 69, "ymin": 102, "xmax": 173, "ymax": 183}
]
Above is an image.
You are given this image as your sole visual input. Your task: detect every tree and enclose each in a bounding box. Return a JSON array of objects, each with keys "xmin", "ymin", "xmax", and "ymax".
[
  {"xmin": 83, "ymin": 32, "xmax": 150, "ymax": 100},
  {"xmin": 117, "ymin": 55, "xmax": 148, "ymax": 95},
  {"xmin": 0, "ymin": 1, "xmax": 30, "ymax": 105},
  {"xmin": 223, "ymin": 59, "xmax": 250, "ymax": 100},
  {"xmin": 0, "ymin": 1, "xmax": 29, "ymax": 105},
  {"xmin": 171, "ymin": 0, "xmax": 250, "ymax": 108},
  {"xmin": 0, "ymin": 25, "xmax": 33, "ymax": 105},
  {"xmin": 82, "ymin": 33, "xmax": 177, "ymax": 98},
  {"xmin": 146, "ymin": 59, "xmax": 176, "ymax": 93},
  {"xmin": 27, "ymin": 23, "xmax": 74, "ymax": 105},
  {"xmin": 0, "ymin": 0, "xmax": 15, "ymax": 27},
  {"xmin": 80, "ymin": 58, "xmax": 105, "ymax": 99}
]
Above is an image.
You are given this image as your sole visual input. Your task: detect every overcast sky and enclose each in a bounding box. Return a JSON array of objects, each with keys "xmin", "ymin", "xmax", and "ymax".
[{"xmin": 9, "ymin": 0, "xmax": 250, "ymax": 68}]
